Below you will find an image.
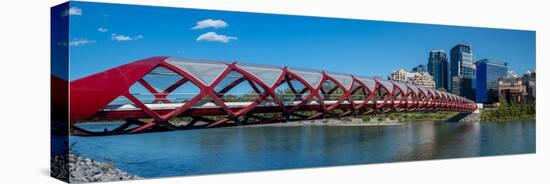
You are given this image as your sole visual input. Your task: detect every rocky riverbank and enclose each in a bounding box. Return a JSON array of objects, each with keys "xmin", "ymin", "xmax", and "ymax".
[{"xmin": 51, "ymin": 153, "xmax": 142, "ymax": 183}]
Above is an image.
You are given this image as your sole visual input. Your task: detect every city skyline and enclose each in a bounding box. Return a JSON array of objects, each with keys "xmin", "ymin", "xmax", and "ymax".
[{"xmin": 66, "ymin": 2, "xmax": 535, "ymax": 81}]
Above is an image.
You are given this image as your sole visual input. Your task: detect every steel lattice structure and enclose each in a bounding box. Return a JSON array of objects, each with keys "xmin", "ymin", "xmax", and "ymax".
[{"xmin": 70, "ymin": 57, "xmax": 477, "ymax": 135}]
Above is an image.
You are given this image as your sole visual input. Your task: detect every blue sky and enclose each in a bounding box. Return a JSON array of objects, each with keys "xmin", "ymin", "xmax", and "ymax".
[{"xmin": 66, "ymin": 1, "xmax": 535, "ymax": 80}]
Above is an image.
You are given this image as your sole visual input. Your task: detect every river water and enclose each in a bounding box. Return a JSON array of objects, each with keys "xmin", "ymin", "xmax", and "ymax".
[{"xmin": 70, "ymin": 121, "xmax": 535, "ymax": 178}]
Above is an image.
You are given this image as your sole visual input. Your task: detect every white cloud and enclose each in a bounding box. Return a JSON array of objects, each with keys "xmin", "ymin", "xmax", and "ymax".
[
  {"xmin": 192, "ymin": 19, "xmax": 228, "ymax": 30},
  {"xmin": 111, "ymin": 33, "xmax": 143, "ymax": 41},
  {"xmin": 196, "ymin": 32, "xmax": 237, "ymax": 43},
  {"xmin": 62, "ymin": 7, "xmax": 82, "ymax": 17},
  {"xmin": 112, "ymin": 34, "xmax": 131, "ymax": 41},
  {"xmin": 69, "ymin": 38, "xmax": 95, "ymax": 46},
  {"xmin": 98, "ymin": 28, "xmax": 108, "ymax": 32}
]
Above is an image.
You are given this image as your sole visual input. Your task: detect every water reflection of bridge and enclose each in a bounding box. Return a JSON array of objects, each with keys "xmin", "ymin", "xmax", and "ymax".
[{"xmin": 66, "ymin": 57, "xmax": 476, "ymax": 135}]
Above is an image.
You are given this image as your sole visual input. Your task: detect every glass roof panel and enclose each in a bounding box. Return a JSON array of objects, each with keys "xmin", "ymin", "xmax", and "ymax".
[
  {"xmin": 406, "ymin": 83, "xmax": 419, "ymax": 94},
  {"xmin": 327, "ymin": 73, "xmax": 353, "ymax": 90},
  {"xmin": 357, "ymin": 77, "xmax": 376, "ymax": 91},
  {"xmin": 393, "ymin": 81, "xmax": 408, "ymax": 93},
  {"xmin": 433, "ymin": 90, "xmax": 440, "ymax": 97},
  {"xmin": 377, "ymin": 79, "xmax": 394, "ymax": 92},
  {"xmin": 166, "ymin": 58, "xmax": 228, "ymax": 86},
  {"xmin": 435, "ymin": 90, "xmax": 443, "ymax": 97},
  {"xmin": 288, "ymin": 68, "xmax": 324, "ymax": 88},
  {"xmin": 418, "ymin": 87, "xmax": 427, "ymax": 94},
  {"xmin": 237, "ymin": 63, "xmax": 283, "ymax": 87},
  {"xmin": 426, "ymin": 88, "xmax": 434, "ymax": 95}
]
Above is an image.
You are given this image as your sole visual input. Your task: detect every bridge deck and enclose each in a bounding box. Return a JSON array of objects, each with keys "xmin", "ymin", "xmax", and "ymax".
[
  {"xmin": 89, "ymin": 100, "xmax": 447, "ymax": 121},
  {"xmin": 103, "ymin": 100, "xmax": 433, "ymax": 111}
]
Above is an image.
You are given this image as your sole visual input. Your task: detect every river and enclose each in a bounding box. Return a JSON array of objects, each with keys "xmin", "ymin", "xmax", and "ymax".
[{"xmin": 70, "ymin": 121, "xmax": 535, "ymax": 178}]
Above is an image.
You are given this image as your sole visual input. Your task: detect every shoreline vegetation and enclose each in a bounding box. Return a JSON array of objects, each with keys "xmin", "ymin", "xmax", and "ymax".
[
  {"xmin": 244, "ymin": 111, "xmax": 463, "ymax": 128},
  {"xmin": 244, "ymin": 119, "xmax": 404, "ymax": 128},
  {"xmin": 480, "ymin": 100, "xmax": 535, "ymax": 121},
  {"xmin": 358, "ymin": 111, "xmax": 460, "ymax": 123}
]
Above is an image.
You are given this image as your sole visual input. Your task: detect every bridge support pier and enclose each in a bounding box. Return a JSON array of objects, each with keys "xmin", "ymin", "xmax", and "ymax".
[{"xmin": 447, "ymin": 112, "xmax": 480, "ymax": 123}]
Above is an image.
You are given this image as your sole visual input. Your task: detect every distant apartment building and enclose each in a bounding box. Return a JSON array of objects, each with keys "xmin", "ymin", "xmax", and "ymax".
[
  {"xmin": 388, "ymin": 69, "xmax": 409, "ymax": 82},
  {"xmin": 475, "ymin": 59, "xmax": 508, "ymax": 103},
  {"xmin": 410, "ymin": 72, "xmax": 436, "ymax": 89},
  {"xmin": 522, "ymin": 70, "xmax": 536, "ymax": 102},
  {"xmin": 498, "ymin": 77, "xmax": 526, "ymax": 103},
  {"xmin": 450, "ymin": 44, "xmax": 476, "ymax": 100},
  {"xmin": 388, "ymin": 69, "xmax": 435, "ymax": 89},
  {"xmin": 427, "ymin": 50, "xmax": 448, "ymax": 90},
  {"xmin": 412, "ymin": 64, "xmax": 427, "ymax": 73}
]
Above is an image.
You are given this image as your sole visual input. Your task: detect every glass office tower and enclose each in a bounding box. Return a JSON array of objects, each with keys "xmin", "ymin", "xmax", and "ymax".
[
  {"xmin": 475, "ymin": 59, "xmax": 508, "ymax": 103},
  {"xmin": 427, "ymin": 50, "xmax": 448, "ymax": 90},
  {"xmin": 450, "ymin": 44, "xmax": 476, "ymax": 100},
  {"xmin": 412, "ymin": 64, "xmax": 427, "ymax": 73}
]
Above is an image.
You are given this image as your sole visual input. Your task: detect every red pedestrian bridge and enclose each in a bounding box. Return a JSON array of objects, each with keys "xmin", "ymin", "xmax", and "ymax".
[{"xmin": 69, "ymin": 57, "xmax": 477, "ymax": 135}]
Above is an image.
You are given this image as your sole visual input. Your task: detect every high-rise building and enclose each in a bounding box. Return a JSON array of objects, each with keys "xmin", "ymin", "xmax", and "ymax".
[
  {"xmin": 450, "ymin": 44, "xmax": 476, "ymax": 100},
  {"xmin": 412, "ymin": 64, "xmax": 427, "ymax": 73},
  {"xmin": 427, "ymin": 50, "xmax": 448, "ymax": 90},
  {"xmin": 522, "ymin": 70, "xmax": 536, "ymax": 102},
  {"xmin": 475, "ymin": 59, "xmax": 508, "ymax": 103}
]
